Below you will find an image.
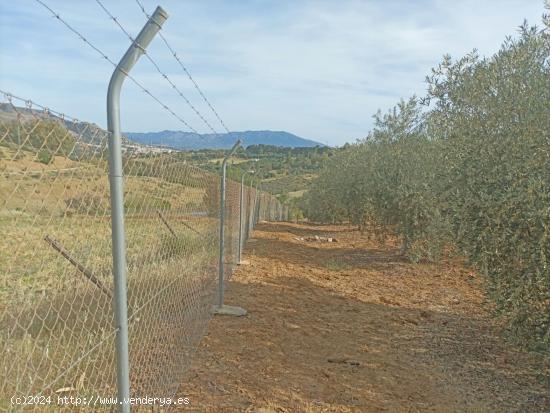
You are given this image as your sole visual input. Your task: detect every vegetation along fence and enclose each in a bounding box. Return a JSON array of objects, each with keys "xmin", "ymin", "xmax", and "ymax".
[
  {"xmin": 302, "ymin": 20, "xmax": 549, "ymax": 353},
  {"xmin": 0, "ymin": 92, "xmax": 286, "ymax": 411}
]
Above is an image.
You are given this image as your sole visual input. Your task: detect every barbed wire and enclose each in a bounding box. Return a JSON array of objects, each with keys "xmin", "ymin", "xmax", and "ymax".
[
  {"xmin": 94, "ymin": 0, "xmax": 220, "ymax": 136},
  {"xmin": 34, "ymin": 0, "xmax": 199, "ymax": 134},
  {"xmin": 134, "ymin": 0, "xmax": 231, "ymax": 133},
  {"xmin": 0, "ymin": 89, "xmax": 80, "ymax": 123}
]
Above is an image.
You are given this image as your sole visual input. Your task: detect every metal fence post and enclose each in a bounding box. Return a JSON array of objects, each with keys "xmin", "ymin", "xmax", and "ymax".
[
  {"xmin": 251, "ymin": 186, "xmax": 256, "ymax": 230},
  {"xmin": 256, "ymin": 189, "xmax": 260, "ymax": 224},
  {"xmin": 107, "ymin": 6, "xmax": 168, "ymax": 411},
  {"xmin": 215, "ymin": 141, "xmax": 247, "ymax": 316},
  {"xmin": 255, "ymin": 184, "xmax": 262, "ymax": 224},
  {"xmin": 238, "ymin": 170, "xmax": 254, "ymax": 264},
  {"xmin": 247, "ymin": 184, "xmax": 255, "ymax": 239},
  {"xmin": 252, "ymin": 185, "xmax": 258, "ymax": 227}
]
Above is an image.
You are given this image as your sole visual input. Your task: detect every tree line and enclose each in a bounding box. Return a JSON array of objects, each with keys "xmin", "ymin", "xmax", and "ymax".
[{"xmin": 303, "ymin": 17, "xmax": 549, "ymax": 351}]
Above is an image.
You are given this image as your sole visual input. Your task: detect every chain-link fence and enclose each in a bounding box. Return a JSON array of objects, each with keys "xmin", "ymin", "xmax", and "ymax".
[{"xmin": 0, "ymin": 92, "xmax": 285, "ymax": 411}]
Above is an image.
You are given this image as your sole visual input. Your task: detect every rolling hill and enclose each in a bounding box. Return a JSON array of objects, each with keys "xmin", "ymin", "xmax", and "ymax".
[{"xmin": 125, "ymin": 130, "xmax": 323, "ymax": 150}]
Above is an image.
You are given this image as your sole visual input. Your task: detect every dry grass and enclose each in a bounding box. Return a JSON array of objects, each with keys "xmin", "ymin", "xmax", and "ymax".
[{"xmin": 1, "ymin": 147, "xmax": 224, "ymax": 409}]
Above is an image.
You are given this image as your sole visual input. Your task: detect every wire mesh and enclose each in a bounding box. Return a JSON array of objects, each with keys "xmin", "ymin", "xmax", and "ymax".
[
  {"xmin": 0, "ymin": 95, "xmax": 117, "ymax": 411},
  {"xmin": 121, "ymin": 153, "xmax": 221, "ymax": 400},
  {"xmin": 0, "ymin": 93, "xmax": 285, "ymax": 411}
]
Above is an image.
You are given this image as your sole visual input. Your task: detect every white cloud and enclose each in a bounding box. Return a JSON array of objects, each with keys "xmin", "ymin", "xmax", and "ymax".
[{"xmin": 0, "ymin": 0, "xmax": 545, "ymax": 145}]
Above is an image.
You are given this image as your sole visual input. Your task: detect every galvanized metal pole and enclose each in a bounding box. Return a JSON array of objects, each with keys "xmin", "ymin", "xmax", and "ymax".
[
  {"xmin": 250, "ymin": 180, "xmax": 258, "ymax": 230},
  {"xmin": 238, "ymin": 170, "xmax": 254, "ymax": 264},
  {"xmin": 252, "ymin": 185, "xmax": 256, "ymax": 227},
  {"xmin": 106, "ymin": 6, "xmax": 168, "ymax": 412},
  {"xmin": 254, "ymin": 184, "xmax": 262, "ymax": 227},
  {"xmin": 254, "ymin": 183, "xmax": 262, "ymax": 225},
  {"xmin": 254, "ymin": 185, "xmax": 259, "ymax": 223},
  {"xmin": 238, "ymin": 173, "xmax": 245, "ymax": 264},
  {"xmin": 217, "ymin": 140, "xmax": 241, "ymax": 308},
  {"xmin": 247, "ymin": 183, "xmax": 254, "ymax": 239}
]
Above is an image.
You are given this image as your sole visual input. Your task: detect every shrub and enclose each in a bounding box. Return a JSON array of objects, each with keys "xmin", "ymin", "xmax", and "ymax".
[{"xmin": 36, "ymin": 149, "xmax": 53, "ymax": 165}]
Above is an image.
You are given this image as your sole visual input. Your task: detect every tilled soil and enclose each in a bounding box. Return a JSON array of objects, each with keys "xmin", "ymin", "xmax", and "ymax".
[{"xmin": 176, "ymin": 222, "xmax": 549, "ymax": 412}]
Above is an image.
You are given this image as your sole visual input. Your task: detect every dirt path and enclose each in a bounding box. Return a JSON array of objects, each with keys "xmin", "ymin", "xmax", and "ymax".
[{"xmin": 176, "ymin": 222, "xmax": 549, "ymax": 412}]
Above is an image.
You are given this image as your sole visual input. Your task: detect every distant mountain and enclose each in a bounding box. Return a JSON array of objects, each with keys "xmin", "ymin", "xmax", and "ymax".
[
  {"xmin": 0, "ymin": 103, "xmax": 324, "ymax": 150},
  {"xmin": 125, "ymin": 130, "xmax": 323, "ymax": 150}
]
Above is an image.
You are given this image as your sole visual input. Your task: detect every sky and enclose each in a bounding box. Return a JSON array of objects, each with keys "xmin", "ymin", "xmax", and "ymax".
[{"xmin": 0, "ymin": 0, "xmax": 546, "ymax": 146}]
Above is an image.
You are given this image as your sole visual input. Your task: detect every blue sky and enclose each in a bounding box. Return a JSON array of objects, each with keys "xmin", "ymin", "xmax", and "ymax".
[{"xmin": 0, "ymin": 0, "xmax": 545, "ymax": 146}]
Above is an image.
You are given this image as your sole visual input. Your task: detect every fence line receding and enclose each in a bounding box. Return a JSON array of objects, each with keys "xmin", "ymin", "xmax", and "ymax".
[{"xmin": 0, "ymin": 92, "xmax": 286, "ymax": 411}]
